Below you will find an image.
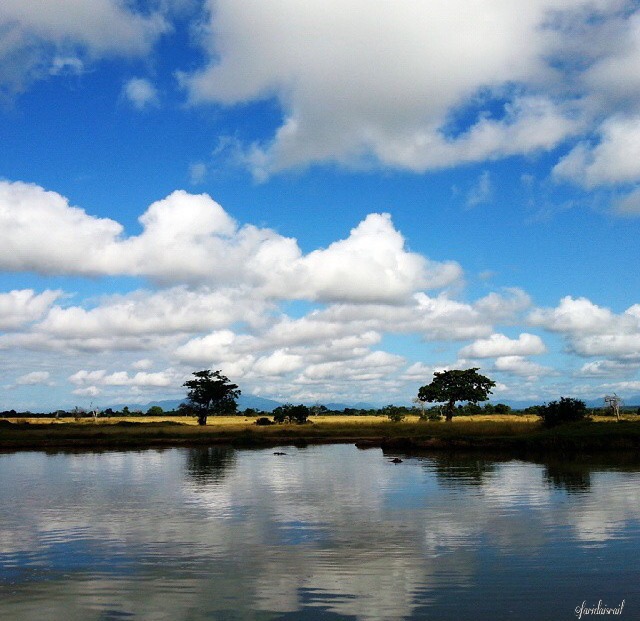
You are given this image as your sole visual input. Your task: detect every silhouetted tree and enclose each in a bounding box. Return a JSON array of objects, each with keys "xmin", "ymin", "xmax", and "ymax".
[
  {"xmin": 255, "ymin": 417, "xmax": 274, "ymax": 426},
  {"xmin": 537, "ymin": 397, "xmax": 588, "ymax": 427},
  {"xmin": 183, "ymin": 370, "xmax": 241, "ymax": 426},
  {"xmin": 418, "ymin": 368, "xmax": 495, "ymax": 422},
  {"xmin": 273, "ymin": 403, "xmax": 310, "ymax": 424},
  {"xmin": 382, "ymin": 404, "xmax": 405, "ymax": 422},
  {"xmin": 494, "ymin": 403, "xmax": 512, "ymax": 415}
]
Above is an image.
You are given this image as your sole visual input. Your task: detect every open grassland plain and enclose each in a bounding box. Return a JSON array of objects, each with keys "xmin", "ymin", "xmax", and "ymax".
[{"xmin": 2, "ymin": 414, "xmax": 640, "ymax": 454}]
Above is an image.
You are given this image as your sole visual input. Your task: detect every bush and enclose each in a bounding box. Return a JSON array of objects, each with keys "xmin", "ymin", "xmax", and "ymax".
[
  {"xmin": 382, "ymin": 405, "xmax": 405, "ymax": 422},
  {"xmin": 493, "ymin": 403, "xmax": 512, "ymax": 415},
  {"xmin": 417, "ymin": 406, "xmax": 443, "ymax": 421},
  {"xmin": 255, "ymin": 417, "xmax": 274, "ymax": 426},
  {"xmin": 463, "ymin": 403, "xmax": 483, "ymax": 415},
  {"xmin": 538, "ymin": 397, "xmax": 589, "ymax": 427},
  {"xmin": 387, "ymin": 411, "xmax": 405, "ymax": 422},
  {"xmin": 272, "ymin": 404, "xmax": 310, "ymax": 424}
]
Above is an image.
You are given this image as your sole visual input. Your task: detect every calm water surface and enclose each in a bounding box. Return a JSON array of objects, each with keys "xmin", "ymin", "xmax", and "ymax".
[{"xmin": 1, "ymin": 444, "xmax": 639, "ymax": 620}]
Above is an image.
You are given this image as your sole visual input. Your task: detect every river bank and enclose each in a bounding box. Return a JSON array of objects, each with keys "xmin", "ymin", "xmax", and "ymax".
[{"xmin": 2, "ymin": 415, "xmax": 640, "ymax": 454}]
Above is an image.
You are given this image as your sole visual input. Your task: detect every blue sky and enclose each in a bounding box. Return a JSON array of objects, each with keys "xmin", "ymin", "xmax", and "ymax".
[{"xmin": 1, "ymin": 0, "xmax": 640, "ymax": 411}]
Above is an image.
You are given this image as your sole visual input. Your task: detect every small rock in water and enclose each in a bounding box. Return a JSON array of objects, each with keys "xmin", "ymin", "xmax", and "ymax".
[
  {"xmin": 391, "ymin": 458, "xmax": 403, "ymax": 464},
  {"xmin": 273, "ymin": 452, "xmax": 287, "ymax": 456}
]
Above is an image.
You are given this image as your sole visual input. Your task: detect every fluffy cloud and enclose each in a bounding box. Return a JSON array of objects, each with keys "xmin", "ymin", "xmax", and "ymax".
[
  {"xmin": 400, "ymin": 362, "xmax": 445, "ymax": 383},
  {"xmin": 175, "ymin": 329, "xmax": 255, "ymax": 367},
  {"xmin": 252, "ymin": 350, "xmax": 304, "ymax": 377},
  {"xmin": 8, "ymin": 177, "xmax": 639, "ymax": 406},
  {"xmin": 459, "ymin": 333, "xmax": 547, "ymax": 358},
  {"xmin": 293, "ymin": 214, "xmax": 460, "ymax": 301},
  {"xmin": 6, "ymin": 0, "xmax": 640, "ymax": 192},
  {"xmin": 530, "ymin": 296, "xmax": 640, "ymax": 360},
  {"xmin": 15, "ymin": 371, "xmax": 51, "ymax": 386},
  {"xmin": 0, "ymin": 284, "xmax": 273, "ymax": 356},
  {"xmin": 169, "ymin": 285, "xmax": 533, "ymax": 402},
  {"xmin": 494, "ymin": 356, "xmax": 552, "ymax": 378},
  {"xmin": 179, "ymin": 0, "xmax": 633, "ymax": 176},
  {"xmin": 298, "ymin": 350, "xmax": 404, "ymax": 383},
  {"xmin": 553, "ymin": 116, "xmax": 640, "ymax": 188},
  {"xmin": 69, "ymin": 368, "xmax": 177, "ymax": 396},
  {"xmin": 37, "ymin": 287, "xmax": 268, "ymax": 341},
  {"xmin": 132, "ymin": 359, "xmax": 154, "ymax": 371},
  {"xmin": 530, "ymin": 296, "xmax": 625, "ymax": 334},
  {"xmin": 327, "ymin": 288, "xmax": 530, "ymax": 342},
  {"xmin": 570, "ymin": 334, "xmax": 640, "ymax": 360},
  {"xmin": 578, "ymin": 360, "xmax": 639, "ymax": 377},
  {"xmin": 0, "ymin": 182, "xmax": 559, "ymax": 402},
  {"xmin": 582, "ymin": 8, "xmax": 640, "ymax": 108},
  {"xmin": 0, "ymin": 181, "xmax": 459, "ymax": 302},
  {"xmin": 123, "ymin": 78, "xmax": 160, "ymax": 109},
  {"xmin": 0, "ymin": 0, "xmax": 168, "ymax": 92},
  {"xmin": 0, "ymin": 181, "xmax": 124, "ymax": 275},
  {"xmin": 0, "ymin": 289, "xmax": 61, "ymax": 330}
]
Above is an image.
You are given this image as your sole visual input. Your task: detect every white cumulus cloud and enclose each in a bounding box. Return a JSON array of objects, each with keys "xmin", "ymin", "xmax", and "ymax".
[
  {"xmin": 0, "ymin": 289, "xmax": 61, "ymax": 330},
  {"xmin": 0, "ymin": 181, "xmax": 459, "ymax": 303},
  {"xmin": 15, "ymin": 371, "xmax": 51, "ymax": 386},
  {"xmin": 459, "ymin": 333, "xmax": 547, "ymax": 358},
  {"xmin": 0, "ymin": 0, "xmax": 168, "ymax": 93},
  {"xmin": 553, "ymin": 116, "xmax": 640, "ymax": 188},
  {"xmin": 123, "ymin": 77, "xmax": 160, "ymax": 109},
  {"xmin": 70, "ymin": 369, "xmax": 176, "ymax": 388},
  {"xmin": 179, "ymin": 0, "xmax": 618, "ymax": 177},
  {"xmin": 530, "ymin": 296, "xmax": 640, "ymax": 360},
  {"xmin": 494, "ymin": 356, "xmax": 551, "ymax": 378}
]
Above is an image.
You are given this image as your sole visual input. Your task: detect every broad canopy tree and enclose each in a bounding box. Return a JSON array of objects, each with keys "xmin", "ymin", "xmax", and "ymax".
[
  {"xmin": 182, "ymin": 370, "xmax": 241, "ymax": 426},
  {"xmin": 272, "ymin": 403, "xmax": 310, "ymax": 424},
  {"xmin": 418, "ymin": 368, "xmax": 495, "ymax": 422}
]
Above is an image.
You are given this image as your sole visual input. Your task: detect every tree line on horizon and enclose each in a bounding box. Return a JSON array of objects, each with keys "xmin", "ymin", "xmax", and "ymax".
[{"xmin": 3, "ymin": 368, "xmax": 639, "ymax": 425}]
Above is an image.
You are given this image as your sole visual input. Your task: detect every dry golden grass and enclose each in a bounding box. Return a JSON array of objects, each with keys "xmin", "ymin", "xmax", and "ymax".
[
  {"xmin": 6, "ymin": 411, "xmax": 638, "ymax": 430},
  {"xmin": 2, "ymin": 412, "xmax": 640, "ymax": 452},
  {"xmin": 4, "ymin": 413, "xmax": 620, "ymax": 427}
]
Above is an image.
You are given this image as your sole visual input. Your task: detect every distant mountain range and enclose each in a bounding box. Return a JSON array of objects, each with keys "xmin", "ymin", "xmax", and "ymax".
[
  {"xmin": 106, "ymin": 396, "xmax": 380, "ymax": 413},
  {"xmin": 106, "ymin": 394, "xmax": 282, "ymax": 413}
]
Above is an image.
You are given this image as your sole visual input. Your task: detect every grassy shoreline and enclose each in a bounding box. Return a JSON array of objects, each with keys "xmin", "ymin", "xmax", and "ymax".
[{"xmin": 2, "ymin": 415, "xmax": 640, "ymax": 455}]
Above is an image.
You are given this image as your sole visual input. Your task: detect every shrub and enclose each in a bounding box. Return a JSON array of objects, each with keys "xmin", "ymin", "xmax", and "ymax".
[
  {"xmin": 538, "ymin": 397, "xmax": 589, "ymax": 427},
  {"xmin": 493, "ymin": 403, "xmax": 512, "ymax": 415},
  {"xmin": 463, "ymin": 402, "xmax": 483, "ymax": 415},
  {"xmin": 255, "ymin": 417, "xmax": 274, "ymax": 426},
  {"xmin": 382, "ymin": 405, "xmax": 405, "ymax": 422},
  {"xmin": 417, "ymin": 406, "xmax": 442, "ymax": 421},
  {"xmin": 272, "ymin": 404, "xmax": 310, "ymax": 424}
]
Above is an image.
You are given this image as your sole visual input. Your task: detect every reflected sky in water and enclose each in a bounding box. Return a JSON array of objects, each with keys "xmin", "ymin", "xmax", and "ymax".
[{"xmin": 1, "ymin": 445, "xmax": 639, "ymax": 620}]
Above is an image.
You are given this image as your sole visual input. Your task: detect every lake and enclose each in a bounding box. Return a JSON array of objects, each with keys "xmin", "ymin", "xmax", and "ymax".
[{"xmin": 1, "ymin": 444, "xmax": 638, "ymax": 620}]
